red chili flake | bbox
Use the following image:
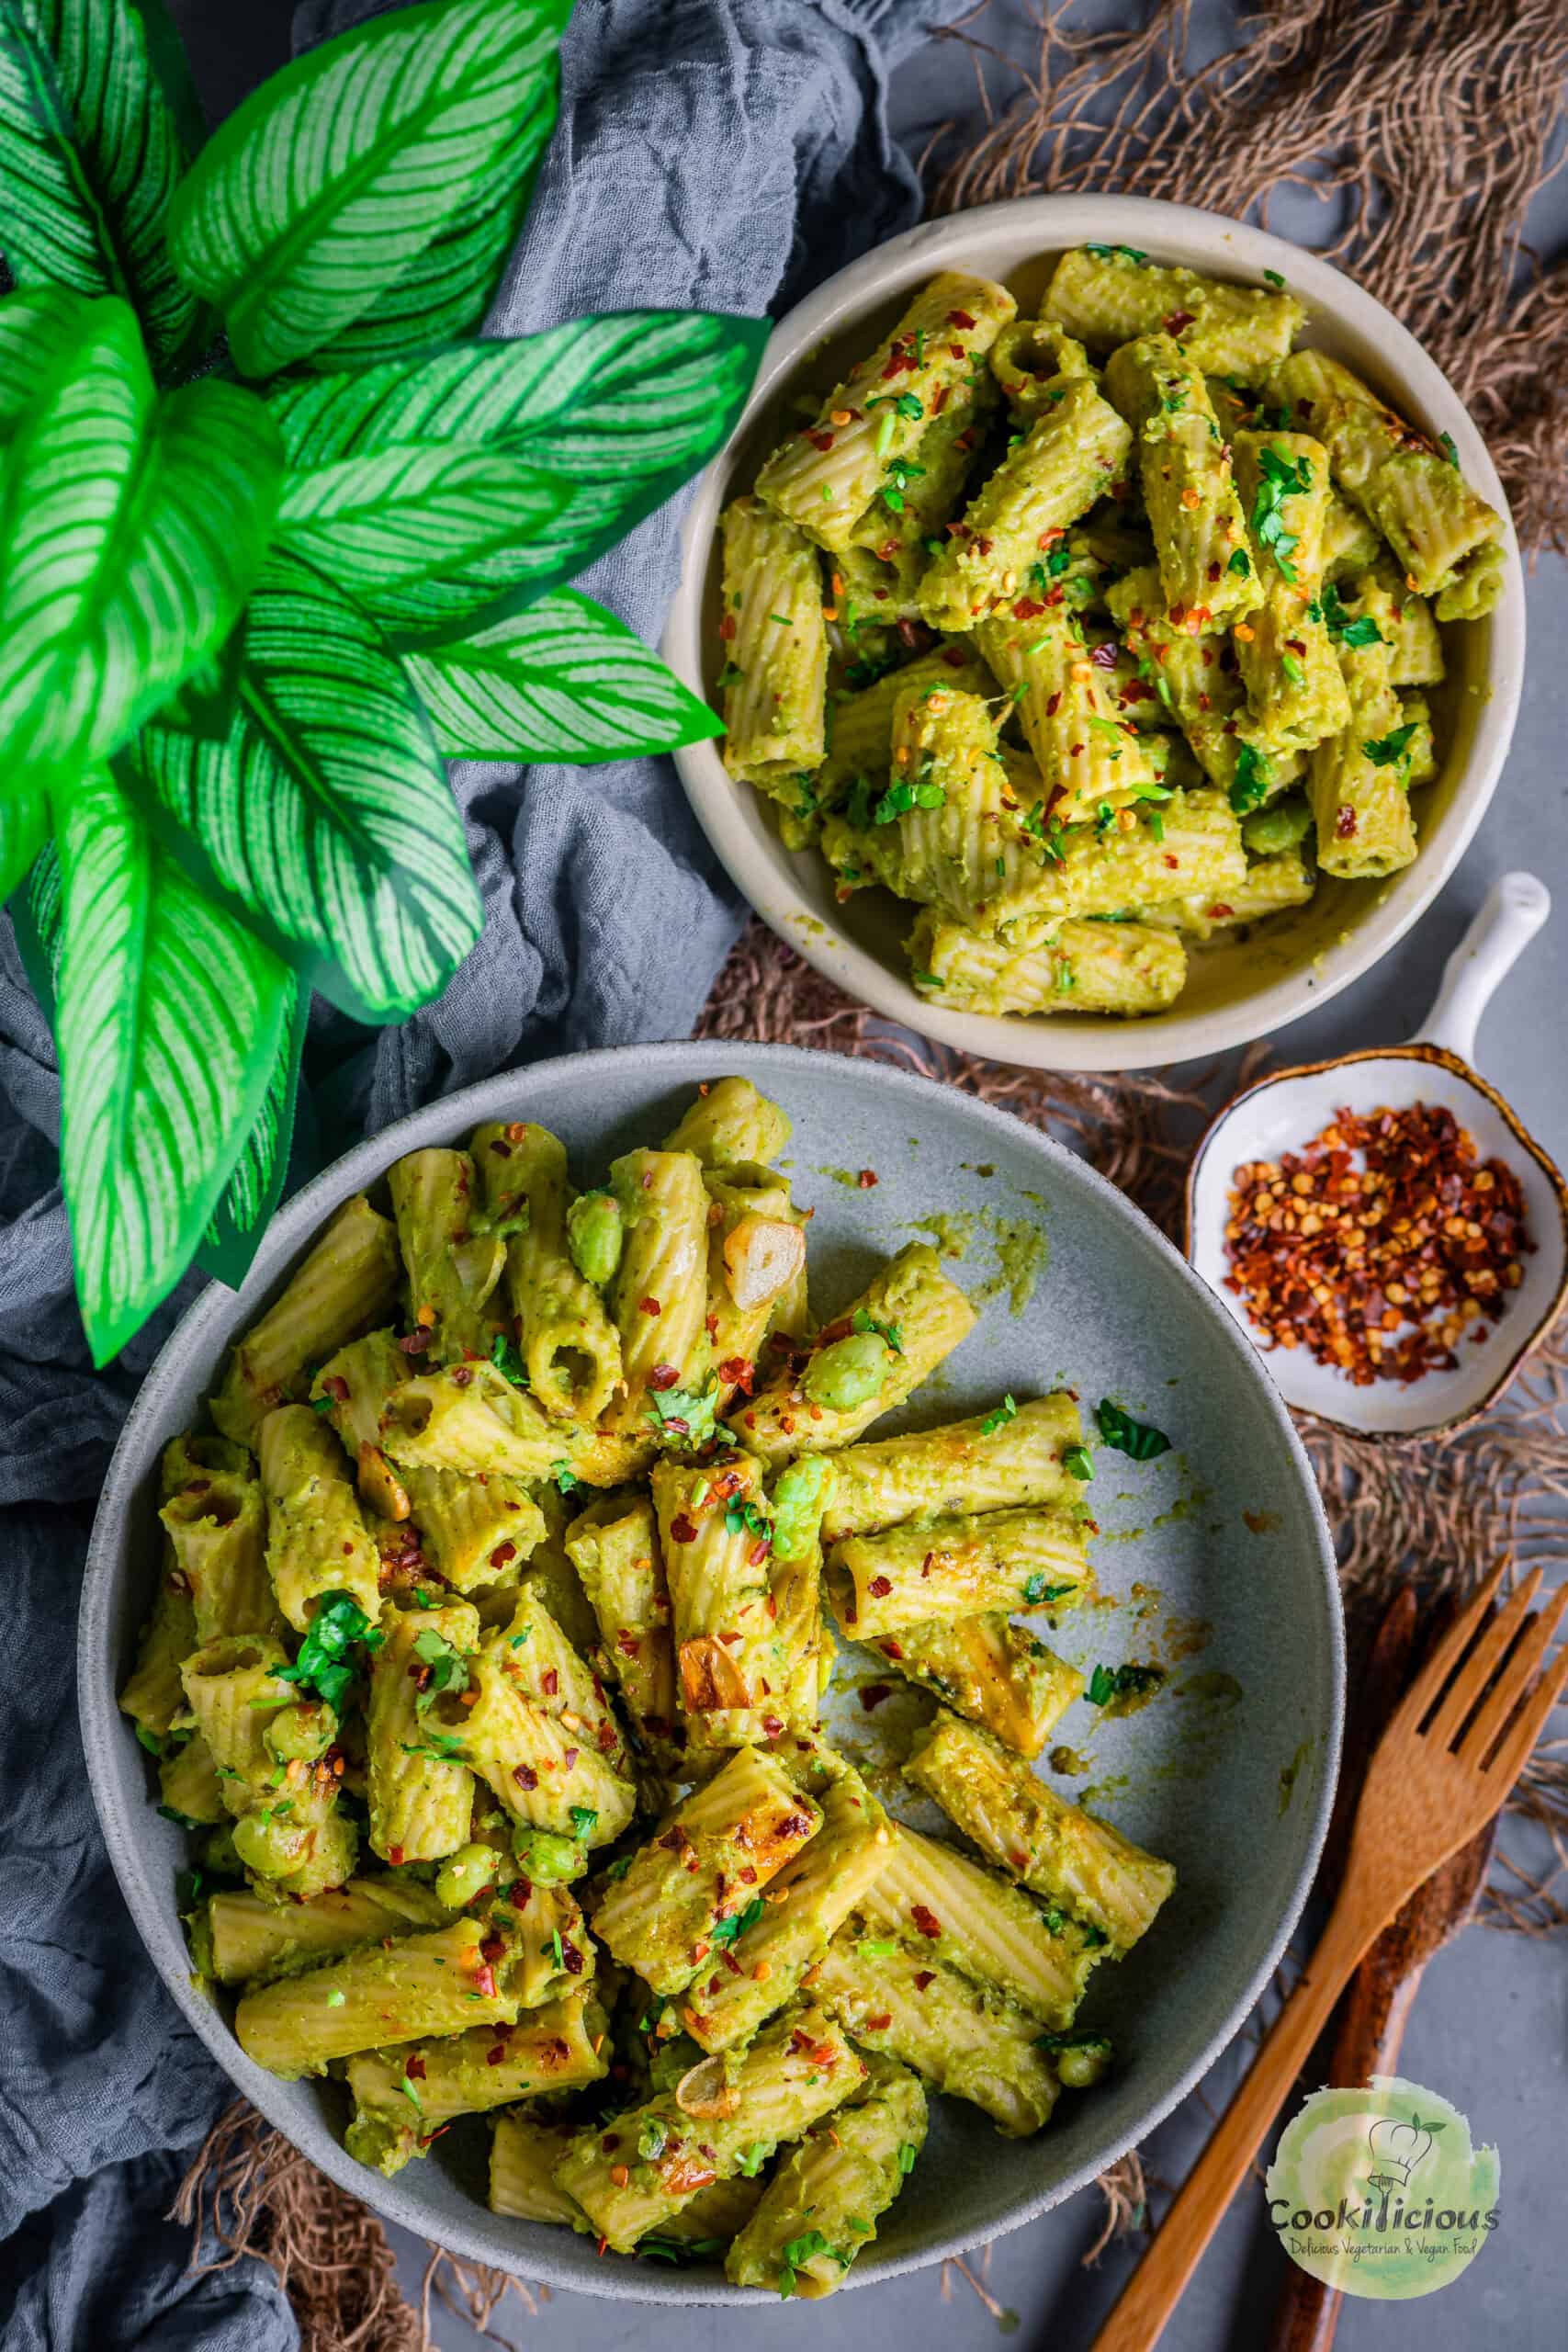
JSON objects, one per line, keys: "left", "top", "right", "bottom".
{"left": 947, "top": 308, "right": 977, "bottom": 329}
{"left": 806, "top": 428, "right": 835, "bottom": 451}
{"left": 488, "top": 1139, "right": 512, "bottom": 1158}
{"left": 942, "top": 647, "right": 968, "bottom": 669}
{"left": 513, "top": 1764, "right": 538, "bottom": 1792}
{"left": 563, "top": 1747, "right": 579, "bottom": 1770}
{"left": 882, "top": 344, "right": 915, "bottom": 379}
{"left": 451, "top": 1365, "right": 472, "bottom": 1387}
{"left": 472, "top": 1964, "right": 497, "bottom": 2000}
{"left": 1162, "top": 853, "right": 1179, "bottom": 868}
{"left": 879, "top": 1639, "right": 905, "bottom": 1661}
{"left": 539, "top": 1667, "right": 558, "bottom": 1698}
{"left": 1012, "top": 596, "right": 1046, "bottom": 620}
{"left": 910, "top": 1905, "right": 942, "bottom": 1939}
{"left": 895, "top": 616, "right": 927, "bottom": 650}
{"left": 596, "top": 1720, "right": 617, "bottom": 1753}
{"left": 867, "top": 1574, "right": 893, "bottom": 1599}
{"left": 396, "top": 1330, "right": 431, "bottom": 1356}
{"left": 1208, "top": 903, "right": 1234, "bottom": 920}
{"left": 486, "top": 2045, "right": 506, "bottom": 2065}
{"left": 857, "top": 1168, "right": 878, "bottom": 1189}
{"left": 404, "top": 2054, "right": 427, "bottom": 2080}
{"left": 320, "top": 1374, "right": 349, "bottom": 1404}
{"left": 615, "top": 1628, "right": 640, "bottom": 1657}
{"left": 490, "top": 1540, "right": 517, "bottom": 1569}
{"left": 479, "top": 1933, "right": 505, "bottom": 1963}
{"left": 563, "top": 1939, "right": 585, "bottom": 1976}
{"left": 718, "top": 1355, "right": 755, "bottom": 1394}
{"left": 638, "top": 1295, "right": 661, "bottom": 1317}
{"left": 1163, "top": 308, "right": 1196, "bottom": 334}
{"left": 859, "top": 1681, "right": 893, "bottom": 1712}
{"left": 1206, "top": 560, "right": 1222, "bottom": 582}
{"left": 761, "top": 1713, "right": 784, "bottom": 1737}
{"left": 718, "top": 614, "right": 736, "bottom": 640}
{"left": 670, "top": 1512, "right": 699, "bottom": 1544}
{"left": 912, "top": 1970, "right": 935, "bottom": 1992}
{"left": 1335, "top": 805, "right": 1358, "bottom": 840}
{"left": 387, "top": 1845, "right": 404, "bottom": 1866}
{"left": 1045, "top": 690, "right": 1062, "bottom": 717}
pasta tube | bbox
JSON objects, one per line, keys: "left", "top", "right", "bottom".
{"left": 258, "top": 1406, "right": 382, "bottom": 1632}
{"left": 1043, "top": 247, "right": 1303, "bottom": 380}
{"left": 158, "top": 1734, "right": 224, "bottom": 1825}
{"left": 491, "top": 1583, "right": 630, "bottom": 1778}
{"left": 207, "top": 1874, "right": 450, "bottom": 1985}
{"left": 663, "top": 1077, "right": 792, "bottom": 1170}
{"left": 700, "top": 1163, "right": 805, "bottom": 1405}
{"left": 366, "top": 1600, "right": 479, "bottom": 1864}
{"left": 918, "top": 376, "right": 1131, "bottom": 631}
{"left": 822, "top": 1394, "right": 1083, "bottom": 1543}
{"left": 848, "top": 362, "right": 998, "bottom": 592}
{"left": 988, "top": 317, "right": 1091, "bottom": 414}
{"left": 555, "top": 2003, "right": 863, "bottom": 2253}
{"left": 815, "top": 1930, "right": 1058, "bottom": 2137}
{"left": 1144, "top": 843, "right": 1315, "bottom": 937}
{"left": 654, "top": 1452, "right": 779, "bottom": 1748}
{"left": 909, "top": 910, "right": 1187, "bottom": 1017}
{"left": 179, "top": 1635, "right": 357, "bottom": 1901}
{"left": 869, "top": 1615, "right": 1085, "bottom": 1758}
{"left": 591, "top": 1744, "right": 821, "bottom": 1996}
{"left": 489, "top": 2117, "right": 764, "bottom": 2243}
{"left": 386, "top": 1147, "right": 505, "bottom": 1366}
{"left": 681, "top": 1767, "right": 893, "bottom": 2052}
{"left": 857, "top": 1824, "right": 1102, "bottom": 2030}
{"left": 565, "top": 1495, "right": 681, "bottom": 1770}
{"left": 1103, "top": 334, "right": 1257, "bottom": 626}
{"left": 728, "top": 1244, "right": 975, "bottom": 1464}
{"left": 160, "top": 1468, "right": 279, "bottom": 1642}
{"left": 1230, "top": 430, "right": 1348, "bottom": 752}
{"left": 456, "top": 1632, "right": 637, "bottom": 1847}
{"left": 726, "top": 2057, "right": 927, "bottom": 2294}
{"left": 380, "top": 1361, "right": 649, "bottom": 1487}
{"left": 717, "top": 497, "right": 829, "bottom": 794}
{"left": 816, "top": 646, "right": 990, "bottom": 808}
{"left": 1307, "top": 571, "right": 1419, "bottom": 878}
{"left": 970, "top": 608, "right": 1164, "bottom": 827}
{"left": 608, "top": 1147, "right": 711, "bottom": 1419}
{"left": 212, "top": 1193, "right": 400, "bottom": 1444}
{"left": 906, "top": 1712, "right": 1175, "bottom": 1954}
{"left": 120, "top": 1574, "right": 198, "bottom": 1739}
{"left": 826, "top": 1504, "right": 1089, "bottom": 1638}
{"left": 344, "top": 1986, "right": 606, "bottom": 2176}
{"left": 754, "top": 271, "right": 1016, "bottom": 554}
{"left": 472, "top": 1121, "right": 622, "bottom": 1424}
{"left": 1269, "top": 348, "right": 1504, "bottom": 612}
{"left": 234, "top": 1910, "right": 534, "bottom": 2079}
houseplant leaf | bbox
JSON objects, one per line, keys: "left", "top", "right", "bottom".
{"left": 404, "top": 587, "right": 722, "bottom": 761}
{"left": 197, "top": 967, "right": 308, "bottom": 1287}
{"left": 267, "top": 310, "right": 767, "bottom": 634}
{"left": 0, "top": 294, "right": 283, "bottom": 798}
{"left": 0, "top": 784, "right": 46, "bottom": 897}
{"left": 0, "top": 0, "right": 207, "bottom": 380}
{"left": 131, "top": 547, "right": 483, "bottom": 1023}
{"left": 275, "top": 442, "right": 568, "bottom": 612}
{"left": 165, "top": 0, "right": 569, "bottom": 379}
{"left": 52, "top": 765, "right": 290, "bottom": 1364}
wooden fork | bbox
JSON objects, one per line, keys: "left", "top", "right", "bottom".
{"left": 1092, "top": 1562, "right": 1568, "bottom": 2352}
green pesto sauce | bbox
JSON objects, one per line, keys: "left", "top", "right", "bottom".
{"left": 1048, "top": 1745, "right": 1090, "bottom": 1777}
{"left": 1181, "top": 1670, "right": 1244, "bottom": 1707}
{"left": 1278, "top": 1739, "right": 1313, "bottom": 1814}
{"left": 813, "top": 1164, "right": 863, "bottom": 1188}
{"left": 1101, "top": 1663, "right": 1168, "bottom": 1720}
{"left": 903, "top": 1210, "right": 975, "bottom": 1261}
{"left": 975, "top": 1210, "right": 1050, "bottom": 1316}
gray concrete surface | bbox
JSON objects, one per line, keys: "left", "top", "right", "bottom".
{"left": 165, "top": 5, "right": 1568, "bottom": 2343}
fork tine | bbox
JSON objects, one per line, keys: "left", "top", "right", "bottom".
{"left": 1460, "top": 1580, "right": 1568, "bottom": 1769}
{"left": 1470, "top": 1639, "right": 1568, "bottom": 1794}
{"left": 1426, "top": 1567, "right": 1542, "bottom": 1747}
{"left": 1389, "top": 1561, "right": 1511, "bottom": 1736}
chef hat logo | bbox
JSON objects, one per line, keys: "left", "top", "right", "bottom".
{"left": 1366, "top": 2111, "right": 1442, "bottom": 2188}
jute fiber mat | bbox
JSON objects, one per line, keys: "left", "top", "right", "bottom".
{"left": 175, "top": 6, "right": 1568, "bottom": 2340}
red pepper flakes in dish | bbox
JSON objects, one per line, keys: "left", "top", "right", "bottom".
{"left": 1222, "top": 1101, "right": 1531, "bottom": 1385}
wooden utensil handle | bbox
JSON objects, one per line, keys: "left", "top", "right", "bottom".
{"left": 1264, "top": 1958, "right": 1427, "bottom": 2352}
{"left": 1090, "top": 1894, "right": 1386, "bottom": 2352}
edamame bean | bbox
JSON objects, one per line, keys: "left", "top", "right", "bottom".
{"left": 567, "top": 1189, "right": 625, "bottom": 1287}
{"left": 803, "top": 1329, "right": 891, "bottom": 1411}
{"left": 231, "top": 1808, "right": 305, "bottom": 1878}
{"left": 434, "top": 1840, "right": 502, "bottom": 1910}
{"left": 512, "top": 1826, "right": 587, "bottom": 1883}
{"left": 1241, "top": 790, "right": 1313, "bottom": 855}
{"left": 770, "top": 1453, "right": 835, "bottom": 1559}
{"left": 1055, "top": 2033, "right": 1112, "bottom": 2090}
{"left": 265, "top": 1699, "right": 334, "bottom": 1764}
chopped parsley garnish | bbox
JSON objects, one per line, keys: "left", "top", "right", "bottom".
{"left": 779, "top": 2231, "right": 840, "bottom": 2299}
{"left": 873, "top": 775, "right": 945, "bottom": 821}
{"left": 1022, "top": 799, "right": 1066, "bottom": 863}
{"left": 1085, "top": 242, "right": 1149, "bottom": 265}
{"left": 1062, "top": 1443, "right": 1095, "bottom": 1482}
{"left": 1439, "top": 430, "right": 1460, "bottom": 468}
{"left": 1228, "top": 741, "right": 1270, "bottom": 815}
{"left": 769, "top": 613, "right": 794, "bottom": 628}
{"left": 645, "top": 1376, "right": 721, "bottom": 1449}
{"left": 1022, "top": 1574, "right": 1077, "bottom": 1606}
{"left": 639, "top": 2235, "right": 726, "bottom": 2267}
{"left": 400, "top": 1732, "right": 467, "bottom": 1760}
{"left": 844, "top": 773, "right": 878, "bottom": 831}
{"left": 1363, "top": 722, "right": 1416, "bottom": 766}
{"left": 551, "top": 1459, "right": 581, "bottom": 1493}
{"left": 605, "top": 1854, "right": 633, "bottom": 1881}
{"left": 276, "top": 1590, "right": 384, "bottom": 1713}
{"left": 716, "top": 662, "right": 745, "bottom": 690}
{"left": 725, "top": 1498, "right": 773, "bottom": 1546}
{"left": 412, "top": 1626, "right": 470, "bottom": 1714}
{"left": 638, "top": 2116, "right": 669, "bottom": 2162}
{"left": 156, "top": 1803, "right": 206, "bottom": 1831}
{"left": 865, "top": 390, "right": 924, "bottom": 423}
{"left": 736, "top": 2142, "right": 771, "bottom": 2177}
{"left": 310, "top": 1391, "right": 335, "bottom": 1415}
{"left": 1280, "top": 651, "right": 1305, "bottom": 687}
{"left": 1095, "top": 1398, "right": 1172, "bottom": 1460}
{"left": 852, "top": 1308, "right": 904, "bottom": 1354}
{"left": 910, "top": 968, "right": 944, "bottom": 989}
{"left": 1226, "top": 547, "right": 1251, "bottom": 578}
{"left": 710, "top": 1895, "right": 766, "bottom": 1946}
{"left": 979, "top": 1394, "right": 1019, "bottom": 1437}
{"left": 490, "top": 1331, "right": 528, "bottom": 1385}
{"left": 857, "top": 1937, "right": 897, "bottom": 1960}
{"left": 325, "top": 1987, "right": 346, "bottom": 2007}
{"left": 1250, "top": 443, "right": 1313, "bottom": 582}
{"left": 1263, "top": 267, "right": 1286, "bottom": 288}
{"left": 898, "top": 2142, "right": 918, "bottom": 2175}
{"left": 1321, "top": 582, "right": 1385, "bottom": 647}
{"left": 1087, "top": 1661, "right": 1167, "bottom": 1708}
{"left": 549, "top": 1928, "right": 566, "bottom": 1970}
{"left": 570, "top": 1805, "right": 599, "bottom": 1838}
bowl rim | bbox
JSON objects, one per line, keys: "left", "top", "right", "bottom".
{"left": 663, "top": 192, "right": 1527, "bottom": 1074}
{"left": 1183, "top": 1039, "right": 1568, "bottom": 1443}
{"left": 79, "top": 1038, "right": 1344, "bottom": 2301}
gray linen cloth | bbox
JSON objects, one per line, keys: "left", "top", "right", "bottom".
{"left": 0, "top": 1, "right": 969, "bottom": 2342}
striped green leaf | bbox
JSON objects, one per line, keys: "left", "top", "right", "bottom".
{"left": 132, "top": 548, "right": 483, "bottom": 1023}
{"left": 268, "top": 310, "right": 768, "bottom": 635}
{"left": 0, "top": 294, "right": 282, "bottom": 798}
{"left": 405, "top": 589, "right": 722, "bottom": 762}
{"left": 165, "top": 0, "right": 568, "bottom": 379}
{"left": 0, "top": 782, "right": 46, "bottom": 897}
{"left": 0, "top": 0, "right": 206, "bottom": 380}
{"left": 53, "top": 766, "right": 291, "bottom": 1365}
{"left": 198, "top": 968, "right": 308, "bottom": 1288}
{"left": 276, "top": 443, "right": 567, "bottom": 615}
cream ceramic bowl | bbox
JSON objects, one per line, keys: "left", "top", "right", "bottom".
{"left": 664, "top": 196, "right": 1526, "bottom": 1073}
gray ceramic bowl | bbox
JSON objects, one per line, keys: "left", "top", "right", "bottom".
{"left": 80, "top": 1043, "right": 1343, "bottom": 2301}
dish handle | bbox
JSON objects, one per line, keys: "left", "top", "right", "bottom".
{"left": 1410, "top": 871, "right": 1550, "bottom": 1067}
